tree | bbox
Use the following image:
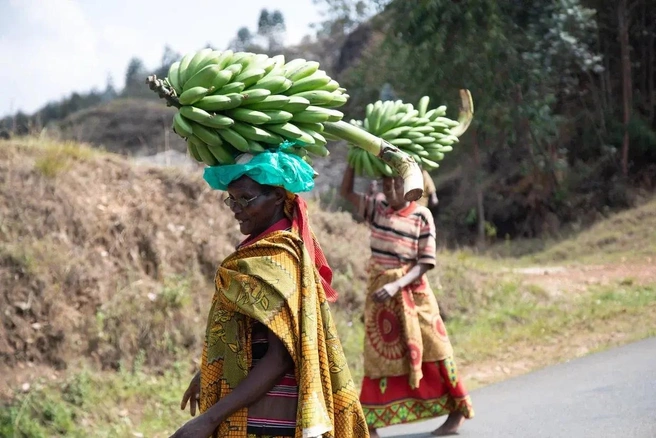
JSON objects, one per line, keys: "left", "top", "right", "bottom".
{"left": 230, "top": 26, "right": 255, "bottom": 51}
{"left": 257, "top": 8, "right": 286, "bottom": 52}
{"left": 102, "top": 74, "right": 117, "bottom": 102}
{"left": 125, "top": 57, "right": 147, "bottom": 89}
{"left": 338, "top": 0, "right": 606, "bottom": 240}
{"left": 153, "top": 46, "right": 181, "bottom": 80}
{"left": 312, "top": 0, "right": 384, "bottom": 39}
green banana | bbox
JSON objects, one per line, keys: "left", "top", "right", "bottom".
{"left": 414, "top": 136, "right": 436, "bottom": 145}
{"left": 212, "top": 50, "right": 235, "bottom": 71}
{"left": 260, "top": 110, "right": 293, "bottom": 124}
{"left": 234, "top": 68, "right": 266, "bottom": 88}
{"left": 299, "top": 128, "right": 326, "bottom": 147}
{"left": 190, "top": 122, "right": 223, "bottom": 147}
{"left": 417, "top": 96, "right": 430, "bottom": 117}
{"left": 427, "top": 121, "right": 451, "bottom": 130}
{"left": 209, "top": 69, "right": 234, "bottom": 90}
{"left": 241, "top": 95, "right": 290, "bottom": 110}
{"left": 266, "top": 122, "right": 304, "bottom": 139}
{"left": 397, "top": 109, "right": 419, "bottom": 127}
{"left": 317, "top": 80, "right": 340, "bottom": 92}
{"left": 381, "top": 126, "right": 411, "bottom": 140}
{"left": 292, "top": 90, "right": 335, "bottom": 106}
{"left": 281, "top": 58, "right": 307, "bottom": 75}
{"left": 214, "top": 82, "right": 245, "bottom": 95}
{"left": 178, "top": 86, "right": 213, "bottom": 105}
{"left": 225, "top": 63, "right": 243, "bottom": 76}
{"left": 189, "top": 136, "right": 219, "bottom": 166}
{"left": 365, "top": 103, "right": 374, "bottom": 118}
{"left": 412, "top": 126, "right": 435, "bottom": 134}
{"left": 304, "top": 143, "right": 330, "bottom": 157}
{"left": 428, "top": 151, "right": 446, "bottom": 161}
{"left": 186, "top": 139, "right": 203, "bottom": 162}
{"left": 291, "top": 107, "right": 331, "bottom": 124}
{"left": 217, "top": 127, "right": 250, "bottom": 152}
{"left": 389, "top": 138, "right": 413, "bottom": 147}
{"left": 371, "top": 154, "right": 394, "bottom": 177}
{"left": 251, "top": 75, "right": 292, "bottom": 94}
{"left": 420, "top": 156, "right": 440, "bottom": 170}
{"left": 284, "top": 72, "right": 331, "bottom": 95}
{"left": 183, "top": 59, "right": 219, "bottom": 92}
{"left": 231, "top": 51, "right": 254, "bottom": 66}
{"left": 286, "top": 146, "right": 308, "bottom": 159}
{"left": 194, "top": 93, "right": 243, "bottom": 111}
{"left": 323, "top": 94, "right": 348, "bottom": 108}
{"left": 360, "top": 152, "right": 377, "bottom": 178}
{"left": 353, "top": 148, "right": 364, "bottom": 176}
{"left": 435, "top": 116, "right": 460, "bottom": 128}
{"left": 172, "top": 113, "right": 194, "bottom": 138}
{"left": 207, "top": 142, "right": 236, "bottom": 164}
{"left": 281, "top": 96, "right": 311, "bottom": 113}
{"left": 404, "top": 131, "right": 424, "bottom": 140}
{"left": 246, "top": 139, "right": 266, "bottom": 153}
{"left": 177, "top": 51, "right": 196, "bottom": 88}
{"left": 286, "top": 61, "right": 320, "bottom": 81}
{"left": 294, "top": 122, "right": 323, "bottom": 133}
{"left": 180, "top": 106, "right": 234, "bottom": 129}
{"left": 186, "top": 48, "right": 213, "bottom": 80}
{"left": 179, "top": 105, "right": 214, "bottom": 125}
{"left": 225, "top": 108, "right": 271, "bottom": 124}
{"left": 231, "top": 122, "right": 283, "bottom": 144}
{"left": 367, "top": 101, "right": 383, "bottom": 134}
{"left": 240, "top": 88, "right": 271, "bottom": 105}
{"left": 167, "top": 62, "right": 182, "bottom": 94}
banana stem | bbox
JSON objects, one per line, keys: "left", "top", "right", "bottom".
{"left": 323, "top": 121, "right": 424, "bottom": 201}
{"left": 450, "top": 89, "right": 474, "bottom": 138}
{"left": 145, "top": 75, "right": 181, "bottom": 108}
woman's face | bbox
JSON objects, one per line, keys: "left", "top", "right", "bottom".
{"left": 382, "top": 176, "right": 407, "bottom": 209}
{"left": 226, "top": 176, "right": 285, "bottom": 236}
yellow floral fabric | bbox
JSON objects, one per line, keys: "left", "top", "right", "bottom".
{"left": 200, "top": 230, "right": 368, "bottom": 438}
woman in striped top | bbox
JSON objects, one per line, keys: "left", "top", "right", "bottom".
{"left": 341, "top": 165, "right": 474, "bottom": 438}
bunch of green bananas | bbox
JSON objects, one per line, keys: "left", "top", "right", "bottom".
{"left": 347, "top": 93, "right": 472, "bottom": 177}
{"left": 161, "top": 49, "right": 349, "bottom": 166}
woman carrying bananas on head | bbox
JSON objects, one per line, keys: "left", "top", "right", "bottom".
{"left": 340, "top": 165, "right": 474, "bottom": 438}
{"left": 170, "top": 144, "right": 368, "bottom": 438}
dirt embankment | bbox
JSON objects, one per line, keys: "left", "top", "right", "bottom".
{"left": 0, "top": 139, "right": 371, "bottom": 381}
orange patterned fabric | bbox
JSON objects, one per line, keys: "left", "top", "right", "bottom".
{"left": 363, "top": 264, "right": 453, "bottom": 389}
{"left": 200, "top": 228, "right": 368, "bottom": 438}
{"left": 285, "top": 194, "right": 338, "bottom": 303}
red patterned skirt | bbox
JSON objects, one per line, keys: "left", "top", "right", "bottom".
{"left": 360, "top": 358, "right": 474, "bottom": 428}
{"left": 360, "top": 266, "right": 474, "bottom": 428}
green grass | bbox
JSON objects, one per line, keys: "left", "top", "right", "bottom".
{"left": 447, "top": 280, "right": 656, "bottom": 364}
{"left": 1, "top": 365, "right": 191, "bottom": 438}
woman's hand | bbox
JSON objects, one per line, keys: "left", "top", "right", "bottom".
{"left": 169, "top": 413, "right": 216, "bottom": 438}
{"left": 373, "top": 281, "right": 402, "bottom": 303}
{"left": 180, "top": 371, "right": 201, "bottom": 416}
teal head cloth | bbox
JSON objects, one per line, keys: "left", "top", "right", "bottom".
{"left": 203, "top": 141, "right": 316, "bottom": 193}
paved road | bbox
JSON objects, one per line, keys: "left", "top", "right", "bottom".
{"left": 380, "top": 337, "right": 656, "bottom": 438}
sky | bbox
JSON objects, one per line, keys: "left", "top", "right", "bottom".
{"left": 0, "top": 0, "right": 324, "bottom": 118}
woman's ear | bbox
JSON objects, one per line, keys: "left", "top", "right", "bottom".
{"left": 273, "top": 187, "right": 287, "bottom": 205}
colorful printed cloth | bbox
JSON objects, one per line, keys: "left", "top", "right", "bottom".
{"left": 359, "top": 265, "right": 474, "bottom": 428}
{"left": 199, "top": 225, "right": 368, "bottom": 438}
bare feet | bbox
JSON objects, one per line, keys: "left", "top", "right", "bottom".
{"left": 369, "top": 427, "right": 381, "bottom": 438}
{"left": 431, "top": 412, "right": 465, "bottom": 436}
